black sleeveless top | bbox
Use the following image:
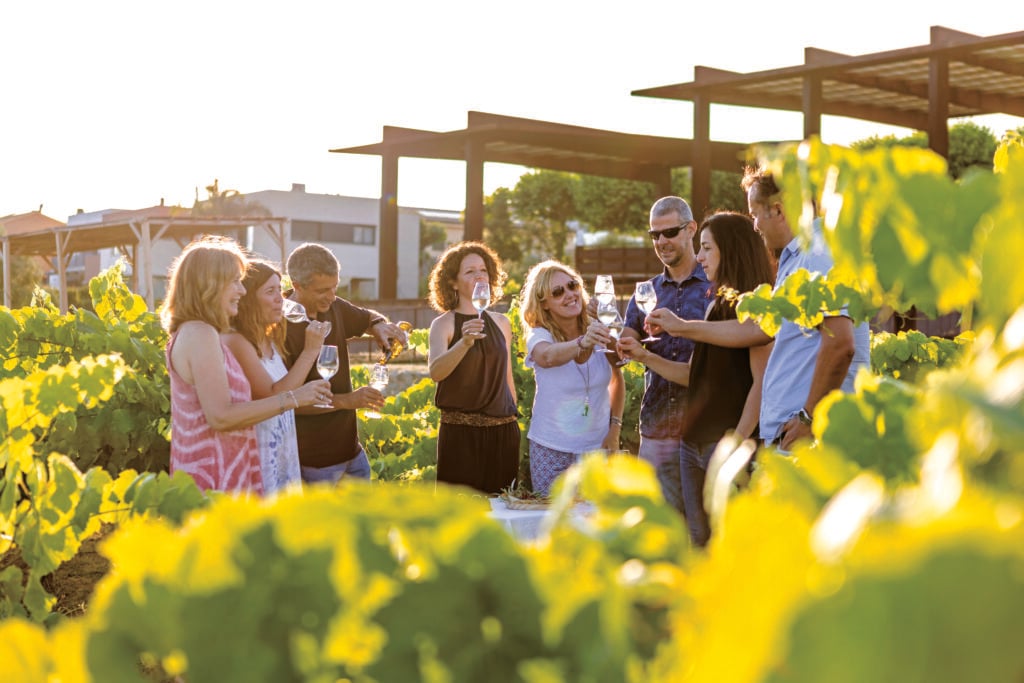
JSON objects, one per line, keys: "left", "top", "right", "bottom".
{"left": 681, "top": 299, "right": 759, "bottom": 444}
{"left": 434, "top": 312, "right": 517, "bottom": 418}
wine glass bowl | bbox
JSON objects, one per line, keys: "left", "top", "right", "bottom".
{"left": 282, "top": 299, "right": 308, "bottom": 323}
{"left": 634, "top": 281, "right": 660, "bottom": 342}
{"left": 364, "top": 363, "right": 389, "bottom": 419}
{"left": 283, "top": 299, "right": 331, "bottom": 337}
{"left": 471, "top": 282, "right": 491, "bottom": 319}
{"left": 596, "top": 300, "right": 620, "bottom": 354}
{"left": 315, "top": 345, "right": 339, "bottom": 408}
{"left": 594, "top": 275, "right": 615, "bottom": 304}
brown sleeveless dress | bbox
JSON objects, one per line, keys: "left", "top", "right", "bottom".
{"left": 434, "top": 311, "right": 520, "bottom": 494}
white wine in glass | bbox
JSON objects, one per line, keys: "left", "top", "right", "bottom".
{"left": 596, "top": 300, "right": 619, "bottom": 354}
{"left": 283, "top": 299, "right": 331, "bottom": 336}
{"left": 363, "top": 363, "right": 389, "bottom": 419}
{"left": 471, "top": 282, "right": 491, "bottom": 319}
{"left": 594, "top": 275, "right": 615, "bottom": 305}
{"left": 315, "top": 345, "right": 339, "bottom": 408}
{"left": 634, "top": 281, "right": 660, "bottom": 342}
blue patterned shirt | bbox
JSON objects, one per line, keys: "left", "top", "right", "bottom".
{"left": 624, "top": 264, "right": 712, "bottom": 438}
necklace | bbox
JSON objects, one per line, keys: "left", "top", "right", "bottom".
{"left": 574, "top": 355, "right": 591, "bottom": 416}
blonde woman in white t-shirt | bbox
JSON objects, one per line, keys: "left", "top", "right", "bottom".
{"left": 520, "top": 260, "right": 625, "bottom": 496}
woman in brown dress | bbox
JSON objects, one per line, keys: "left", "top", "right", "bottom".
{"left": 427, "top": 241, "right": 519, "bottom": 494}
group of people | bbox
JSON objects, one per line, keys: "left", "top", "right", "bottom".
{"left": 162, "top": 239, "right": 404, "bottom": 495}
{"left": 162, "top": 164, "right": 869, "bottom": 549}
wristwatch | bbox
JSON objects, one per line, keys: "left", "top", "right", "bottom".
{"left": 797, "top": 408, "right": 813, "bottom": 426}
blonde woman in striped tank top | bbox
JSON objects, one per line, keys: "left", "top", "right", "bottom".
{"left": 161, "top": 236, "right": 331, "bottom": 495}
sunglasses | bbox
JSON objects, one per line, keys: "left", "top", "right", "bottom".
{"left": 648, "top": 224, "right": 688, "bottom": 240}
{"left": 542, "top": 279, "right": 581, "bottom": 300}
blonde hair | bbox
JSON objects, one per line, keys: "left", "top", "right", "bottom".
{"left": 161, "top": 235, "right": 248, "bottom": 334}
{"left": 520, "top": 260, "right": 590, "bottom": 343}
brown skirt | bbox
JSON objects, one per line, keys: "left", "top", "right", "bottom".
{"left": 436, "top": 418, "right": 520, "bottom": 495}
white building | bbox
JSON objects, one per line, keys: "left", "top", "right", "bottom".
{"left": 245, "top": 184, "right": 422, "bottom": 300}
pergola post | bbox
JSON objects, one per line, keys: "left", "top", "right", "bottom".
{"left": 53, "top": 231, "right": 70, "bottom": 312}
{"left": 691, "top": 94, "right": 712, "bottom": 221}
{"left": 2, "top": 238, "right": 10, "bottom": 308}
{"left": 464, "top": 138, "right": 484, "bottom": 241}
{"left": 378, "top": 151, "right": 399, "bottom": 300}
{"left": 802, "top": 74, "right": 823, "bottom": 139}
{"left": 928, "top": 53, "right": 950, "bottom": 158}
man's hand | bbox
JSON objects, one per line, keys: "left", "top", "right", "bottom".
{"left": 371, "top": 320, "right": 408, "bottom": 352}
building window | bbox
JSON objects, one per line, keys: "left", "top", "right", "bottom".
{"left": 292, "top": 220, "right": 376, "bottom": 245}
{"left": 353, "top": 225, "right": 375, "bottom": 245}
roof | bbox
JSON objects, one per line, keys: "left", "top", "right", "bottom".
{"left": 0, "top": 211, "right": 66, "bottom": 237}
{"left": 632, "top": 26, "right": 1024, "bottom": 131}
{"left": 331, "top": 111, "right": 751, "bottom": 181}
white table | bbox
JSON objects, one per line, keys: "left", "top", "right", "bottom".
{"left": 487, "top": 497, "right": 595, "bottom": 541}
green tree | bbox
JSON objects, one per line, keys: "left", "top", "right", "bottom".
{"left": 511, "top": 170, "right": 577, "bottom": 261}
{"left": 192, "top": 179, "right": 270, "bottom": 217}
{"left": 851, "top": 121, "right": 998, "bottom": 179}
{"left": 0, "top": 255, "right": 45, "bottom": 308}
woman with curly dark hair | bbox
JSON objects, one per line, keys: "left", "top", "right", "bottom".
{"left": 426, "top": 241, "right": 519, "bottom": 494}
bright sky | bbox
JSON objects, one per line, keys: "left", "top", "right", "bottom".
{"left": 3, "top": 1, "right": 1022, "bottom": 222}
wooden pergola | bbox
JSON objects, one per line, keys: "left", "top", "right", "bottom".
{"left": 330, "top": 111, "right": 749, "bottom": 299}
{"left": 1, "top": 207, "right": 291, "bottom": 312}
{"left": 633, "top": 26, "right": 1024, "bottom": 165}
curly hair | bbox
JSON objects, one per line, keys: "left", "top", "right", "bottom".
{"left": 232, "top": 259, "right": 287, "bottom": 361}
{"left": 740, "top": 165, "right": 781, "bottom": 206}
{"left": 520, "top": 260, "right": 590, "bottom": 343}
{"left": 161, "top": 235, "right": 247, "bottom": 334}
{"left": 427, "top": 241, "right": 507, "bottom": 312}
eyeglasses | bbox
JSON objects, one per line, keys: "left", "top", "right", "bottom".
{"left": 543, "top": 279, "right": 581, "bottom": 300}
{"left": 648, "top": 224, "right": 688, "bottom": 240}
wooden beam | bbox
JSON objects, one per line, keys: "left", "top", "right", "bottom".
{"left": 464, "top": 138, "right": 485, "bottom": 242}
{"left": 691, "top": 93, "right": 712, "bottom": 221}
{"left": 803, "top": 74, "right": 823, "bottom": 139}
{"left": 378, "top": 151, "right": 399, "bottom": 300}
{"left": 929, "top": 54, "right": 950, "bottom": 158}
{"left": 2, "top": 238, "right": 10, "bottom": 308}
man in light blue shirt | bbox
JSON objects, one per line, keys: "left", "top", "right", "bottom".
{"left": 647, "top": 167, "right": 870, "bottom": 450}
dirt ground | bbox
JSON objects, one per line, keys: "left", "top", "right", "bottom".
{"left": 1, "top": 524, "right": 114, "bottom": 619}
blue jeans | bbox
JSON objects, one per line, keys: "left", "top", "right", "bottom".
{"left": 300, "top": 449, "right": 371, "bottom": 484}
{"left": 638, "top": 436, "right": 695, "bottom": 515}
{"left": 680, "top": 441, "right": 718, "bottom": 548}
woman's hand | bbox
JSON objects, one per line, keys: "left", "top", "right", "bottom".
{"left": 460, "top": 316, "right": 487, "bottom": 345}
{"left": 645, "top": 308, "right": 685, "bottom": 337}
{"left": 616, "top": 336, "right": 649, "bottom": 363}
{"left": 582, "top": 320, "right": 612, "bottom": 350}
{"left": 303, "top": 320, "right": 330, "bottom": 353}
{"left": 292, "top": 379, "right": 333, "bottom": 408}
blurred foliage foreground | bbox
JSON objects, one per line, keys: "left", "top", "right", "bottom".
{"left": 3, "top": 133, "right": 1024, "bottom": 681}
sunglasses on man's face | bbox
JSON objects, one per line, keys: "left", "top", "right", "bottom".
{"left": 544, "top": 279, "right": 581, "bottom": 300}
{"left": 648, "top": 224, "right": 691, "bottom": 240}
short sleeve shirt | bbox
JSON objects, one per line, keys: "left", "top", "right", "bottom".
{"left": 624, "top": 264, "right": 712, "bottom": 438}
{"left": 760, "top": 224, "right": 871, "bottom": 440}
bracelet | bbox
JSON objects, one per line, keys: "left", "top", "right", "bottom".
{"left": 288, "top": 391, "right": 298, "bottom": 410}
{"left": 609, "top": 416, "right": 623, "bottom": 426}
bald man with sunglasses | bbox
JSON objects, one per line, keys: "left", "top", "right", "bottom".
{"left": 621, "top": 196, "right": 712, "bottom": 516}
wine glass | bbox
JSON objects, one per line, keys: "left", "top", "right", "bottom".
{"left": 315, "top": 345, "right": 339, "bottom": 408}
{"left": 594, "top": 275, "right": 615, "bottom": 305}
{"left": 363, "top": 363, "right": 389, "bottom": 419}
{"left": 283, "top": 299, "right": 331, "bottom": 336}
{"left": 596, "top": 300, "right": 620, "bottom": 354}
{"left": 634, "top": 281, "right": 660, "bottom": 342}
{"left": 471, "top": 282, "right": 491, "bottom": 319}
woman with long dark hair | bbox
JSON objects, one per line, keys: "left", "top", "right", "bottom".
{"left": 620, "top": 212, "right": 774, "bottom": 546}
{"left": 224, "top": 259, "right": 331, "bottom": 494}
